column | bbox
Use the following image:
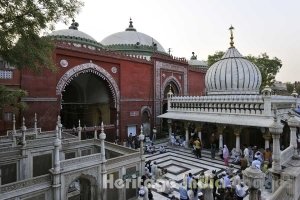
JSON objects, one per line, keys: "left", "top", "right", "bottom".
{"left": 99, "top": 122, "right": 107, "bottom": 200}
{"left": 34, "top": 113, "right": 38, "bottom": 135}
{"left": 139, "top": 125, "right": 145, "bottom": 175}
{"left": 77, "top": 120, "right": 82, "bottom": 141}
{"left": 196, "top": 123, "right": 202, "bottom": 141}
{"left": 269, "top": 115, "right": 283, "bottom": 192}
{"left": 185, "top": 122, "right": 189, "bottom": 148}
{"left": 12, "top": 114, "right": 16, "bottom": 146}
{"left": 167, "top": 119, "right": 172, "bottom": 139}
{"left": 234, "top": 127, "right": 241, "bottom": 153}
{"left": 262, "top": 129, "right": 271, "bottom": 150}
{"left": 53, "top": 125, "right": 61, "bottom": 200}
{"left": 57, "top": 116, "right": 62, "bottom": 139}
{"left": 243, "top": 166, "right": 265, "bottom": 200}
{"left": 94, "top": 126, "right": 98, "bottom": 139}
{"left": 20, "top": 117, "right": 28, "bottom": 180}
{"left": 287, "top": 115, "right": 299, "bottom": 157}
{"left": 217, "top": 125, "right": 224, "bottom": 153}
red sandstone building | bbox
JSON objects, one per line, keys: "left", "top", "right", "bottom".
{"left": 0, "top": 19, "right": 207, "bottom": 142}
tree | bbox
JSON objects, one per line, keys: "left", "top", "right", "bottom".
{"left": 247, "top": 53, "right": 282, "bottom": 89}
{"left": 0, "top": 0, "right": 83, "bottom": 110}
{"left": 207, "top": 51, "right": 225, "bottom": 66}
{"left": 0, "top": 0, "right": 84, "bottom": 72}
{"left": 207, "top": 51, "right": 282, "bottom": 90}
{"left": 0, "top": 85, "right": 27, "bottom": 110}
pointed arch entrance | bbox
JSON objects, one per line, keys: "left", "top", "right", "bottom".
{"left": 56, "top": 63, "right": 120, "bottom": 136}
{"left": 161, "top": 79, "right": 181, "bottom": 132}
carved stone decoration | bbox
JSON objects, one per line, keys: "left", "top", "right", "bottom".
{"left": 154, "top": 61, "right": 187, "bottom": 124}
{"left": 60, "top": 59, "right": 68, "bottom": 68}
{"left": 161, "top": 76, "right": 182, "bottom": 98}
{"left": 56, "top": 62, "right": 120, "bottom": 109}
{"left": 111, "top": 66, "right": 118, "bottom": 73}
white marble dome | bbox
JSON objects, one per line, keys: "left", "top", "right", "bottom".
{"left": 205, "top": 47, "right": 262, "bottom": 95}
{"left": 49, "top": 20, "right": 96, "bottom": 41}
{"left": 101, "top": 19, "right": 165, "bottom": 53}
{"left": 49, "top": 28, "right": 96, "bottom": 41}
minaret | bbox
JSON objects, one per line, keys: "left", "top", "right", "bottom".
{"left": 34, "top": 113, "right": 38, "bottom": 135}
{"left": 53, "top": 123, "right": 62, "bottom": 200}
{"left": 139, "top": 125, "right": 145, "bottom": 175}
{"left": 94, "top": 126, "right": 98, "bottom": 139}
{"left": 21, "top": 117, "right": 26, "bottom": 146}
{"left": 57, "top": 115, "right": 62, "bottom": 139}
{"left": 77, "top": 119, "right": 82, "bottom": 140}
{"left": 99, "top": 122, "right": 107, "bottom": 199}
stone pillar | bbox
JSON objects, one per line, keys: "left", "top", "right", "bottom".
{"left": 167, "top": 119, "right": 172, "bottom": 139}
{"left": 12, "top": 114, "right": 16, "bottom": 146}
{"left": 53, "top": 125, "right": 61, "bottom": 200}
{"left": 34, "top": 113, "right": 38, "bottom": 135}
{"left": 99, "top": 122, "right": 107, "bottom": 200}
{"left": 263, "top": 129, "right": 271, "bottom": 149}
{"left": 185, "top": 122, "right": 189, "bottom": 148}
{"left": 19, "top": 117, "right": 29, "bottom": 180}
{"left": 217, "top": 125, "right": 224, "bottom": 153}
{"left": 57, "top": 116, "right": 62, "bottom": 139}
{"left": 269, "top": 114, "right": 283, "bottom": 192}
{"left": 287, "top": 115, "right": 299, "bottom": 157}
{"left": 139, "top": 125, "right": 145, "bottom": 175}
{"left": 77, "top": 120, "right": 82, "bottom": 141}
{"left": 94, "top": 126, "right": 98, "bottom": 139}
{"left": 234, "top": 127, "right": 241, "bottom": 152}
{"left": 243, "top": 166, "right": 265, "bottom": 200}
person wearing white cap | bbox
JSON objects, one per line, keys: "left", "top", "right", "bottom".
{"left": 252, "top": 156, "right": 262, "bottom": 170}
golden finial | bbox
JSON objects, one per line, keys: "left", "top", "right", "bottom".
{"left": 229, "top": 25, "right": 234, "bottom": 47}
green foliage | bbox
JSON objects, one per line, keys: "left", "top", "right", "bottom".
{"left": 0, "top": 0, "right": 83, "bottom": 111}
{"left": 286, "top": 82, "right": 300, "bottom": 95}
{"left": 0, "top": 85, "right": 27, "bottom": 110}
{"left": 207, "top": 51, "right": 282, "bottom": 90}
{"left": 0, "top": 0, "right": 84, "bottom": 72}
{"left": 246, "top": 53, "right": 282, "bottom": 89}
{"left": 207, "top": 51, "right": 224, "bottom": 66}
{"left": 286, "top": 82, "right": 294, "bottom": 94}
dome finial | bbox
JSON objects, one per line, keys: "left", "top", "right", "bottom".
{"left": 126, "top": 17, "right": 136, "bottom": 31}
{"left": 229, "top": 25, "right": 234, "bottom": 47}
{"left": 69, "top": 18, "right": 79, "bottom": 30}
{"left": 191, "top": 52, "right": 197, "bottom": 60}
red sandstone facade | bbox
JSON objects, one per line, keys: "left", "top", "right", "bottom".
{"left": 0, "top": 41, "right": 206, "bottom": 142}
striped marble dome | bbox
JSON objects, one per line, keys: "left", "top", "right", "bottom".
{"left": 205, "top": 47, "right": 262, "bottom": 95}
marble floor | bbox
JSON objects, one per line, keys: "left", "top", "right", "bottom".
{"left": 145, "top": 144, "right": 242, "bottom": 199}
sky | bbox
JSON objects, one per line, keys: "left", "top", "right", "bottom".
{"left": 55, "top": 0, "right": 300, "bottom": 83}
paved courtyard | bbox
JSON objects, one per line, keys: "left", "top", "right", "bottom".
{"left": 145, "top": 143, "right": 242, "bottom": 199}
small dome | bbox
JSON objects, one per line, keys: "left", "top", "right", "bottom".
{"left": 205, "top": 47, "right": 262, "bottom": 95}
{"left": 49, "top": 19, "right": 103, "bottom": 48}
{"left": 188, "top": 52, "right": 208, "bottom": 68}
{"left": 101, "top": 19, "right": 166, "bottom": 54}
{"left": 49, "top": 19, "right": 96, "bottom": 41}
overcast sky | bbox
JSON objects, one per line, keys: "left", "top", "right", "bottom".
{"left": 55, "top": 0, "right": 300, "bottom": 83}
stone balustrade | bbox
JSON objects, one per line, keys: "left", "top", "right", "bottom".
{"left": 0, "top": 174, "right": 51, "bottom": 193}
{"left": 7, "top": 128, "right": 41, "bottom": 136}
{"left": 169, "top": 95, "right": 265, "bottom": 115}
{"left": 106, "top": 152, "right": 140, "bottom": 167}
{"left": 281, "top": 145, "right": 295, "bottom": 165}
{"left": 60, "top": 153, "right": 102, "bottom": 169}
{"left": 268, "top": 181, "right": 293, "bottom": 200}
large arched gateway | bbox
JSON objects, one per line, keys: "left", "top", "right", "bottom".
{"left": 56, "top": 63, "right": 120, "bottom": 133}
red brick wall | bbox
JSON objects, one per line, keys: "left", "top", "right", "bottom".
{"left": 188, "top": 69, "right": 206, "bottom": 96}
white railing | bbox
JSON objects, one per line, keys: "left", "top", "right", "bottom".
{"left": 60, "top": 153, "right": 102, "bottom": 169}
{"left": 280, "top": 145, "right": 294, "bottom": 165}
{"left": 0, "top": 174, "right": 51, "bottom": 193}
{"left": 169, "top": 95, "right": 264, "bottom": 115}
{"left": 267, "top": 181, "right": 293, "bottom": 200}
